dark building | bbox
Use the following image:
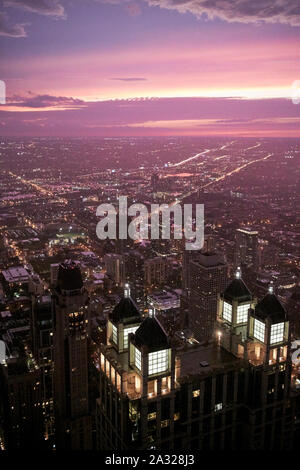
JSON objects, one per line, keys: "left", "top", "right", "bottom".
{"left": 0, "top": 347, "right": 44, "bottom": 449}
{"left": 189, "top": 252, "right": 228, "bottom": 341}
{"left": 31, "top": 294, "right": 55, "bottom": 443}
{"left": 96, "top": 271, "right": 296, "bottom": 451}
{"left": 52, "top": 261, "right": 92, "bottom": 449}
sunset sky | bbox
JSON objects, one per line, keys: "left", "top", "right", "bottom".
{"left": 0, "top": 0, "right": 300, "bottom": 136}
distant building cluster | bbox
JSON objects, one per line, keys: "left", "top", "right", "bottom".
{"left": 0, "top": 137, "right": 299, "bottom": 451}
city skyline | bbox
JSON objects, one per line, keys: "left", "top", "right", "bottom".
{"left": 0, "top": 0, "right": 299, "bottom": 454}
{"left": 0, "top": 0, "right": 300, "bottom": 136}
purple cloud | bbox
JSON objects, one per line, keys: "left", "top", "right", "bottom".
{"left": 100, "top": 0, "right": 300, "bottom": 26}
{"left": 1, "top": 95, "right": 300, "bottom": 136}
{"left": 4, "top": 0, "right": 65, "bottom": 17}
{"left": 109, "top": 77, "right": 148, "bottom": 82}
{"left": 147, "top": 0, "right": 300, "bottom": 26}
{"left": 0, "top": 11, "right": 27, "bottom": 37}
{"left": 7, "top": 93, "right": 85, "bottom": 108}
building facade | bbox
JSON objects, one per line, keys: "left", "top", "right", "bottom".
{"left": 52, "top": 261, "right": 92, "bottom": 449}
{"left": 96, "top": 273, "right": 296, "bottom": 451}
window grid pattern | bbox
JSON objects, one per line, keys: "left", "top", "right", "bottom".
{"left": 237, "top": 304, "right": 250, "bottom": 324}
{"left": 123, "top": 326, "right": 138, "bottom": 349}
{"left": 254, "top": 319, "right": 265, "bottom": 343}
{"left": 134, "top": 347, "right": 141, "bottom": 371}
{"left": 112, "top": 324, "right": 117, "bottom": 344}
{"left": 148, "top": 349, "right": 168, "bottom": 375}
{"left": 270, "top": 322, "right": 284, "bottom": 344}
{"left": 223, "top": 302, "right": 232, "bottom": 323}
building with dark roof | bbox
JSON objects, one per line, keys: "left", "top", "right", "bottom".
{"left": 96, "top": 274, "right": 296, "bottom": 450}
{"left": 133, "top": 317, "right": 169, "bottom": 352}
{"left": 52, "top": 261, "right": 92, "bottom": 450}
{"left": 218, "top": 267, "right": 256, "bottom": 342}
{"left": 223, "top": 267, "right": 252, "bottom": 303}
{"left": 107, "top": 284, "right": 142, "bottom": 354}
{"left": 254, "top": 285, "right": 287, "bottom": 323}
{"left": 57, "top": 260, "right": 83, "bottom": 292}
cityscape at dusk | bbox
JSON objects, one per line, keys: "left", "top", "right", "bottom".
{"left": 0, "top": 0, "right": 299, "bottom": 458}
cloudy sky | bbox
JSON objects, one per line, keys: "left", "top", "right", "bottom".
{"left": 0, "top": 0, "right": 300, "bottom": 136}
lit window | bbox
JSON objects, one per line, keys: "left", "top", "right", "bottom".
{"left": 147, "top": 412, "right": 156, "bottom": 420}
{"left": 254, "top": 319, "right": 265, "bottom": 342}
{"left": 223, "top": 302, "right": 232, "bottom": 323}
{"left": 215, "top": 403, "right": 223, "bottom": 412}
{"left": 270, "top": 322, "right": 284, "bottom": 344}
{"left": 148, "top": 349, "right": 168, "bottom": 375}
{"left": 237, "top": 304, "right": 250, "bottom": 324}
{"left": 123, "top": 326, "right": 138, "bottom": 349}
{"left": 112, "top": 324, "right": 117, "bottom": 344}
{"left": 193, "top": 389, "right": 200, "bottom": 398}
{"left": 134, "top": 347, "right": 141, "bottom": 371}
{"left": 161, "top": 419, "right": 169, "bottom": 428}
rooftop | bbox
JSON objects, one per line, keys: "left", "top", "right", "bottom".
{"left": 177, "top": 343, "right": 242, "bottom": 381}
{"left": 255, "top": 293, "right": 287, "bottom": 323}
{"left": 223, "top": 278, "right": 252, "bottom": 302}
{"left": 134, "top": 317, "right": 169, "bottom": 352}
{"left": 110, "top": 297, "right": 141, "bottom": 325}
{"left": 2, "top": 266, "right": 30, "bottom": 283}
{"left": 57, "top": 261, "right": 83, "bottom": 291}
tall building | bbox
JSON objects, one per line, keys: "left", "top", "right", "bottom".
{"left": 31, "top": 294, "right": 55, "bottom": 443}
{"left": 151, "top": 172, "right": 159, "bottom": 194}
{"left": 50, "top": 263, "right": 60, "bottom": 286}
{"left": 235, "top": 227, "right": 259, "bottom": 269}
{"left": 0, "top": 336, "right": 44, "bottom": 449}
{"left": 104, "top": 253, "right": 125, "bottom": 287}
{"left": 144, "top": 257, "right": 170, "bottom": 287}
{"left": 189, "top": 252, "right": 228, "bottom": 341}
{"left": 52, "top": 261, "right": 92, "bottom": 449}
{"left": 96, "top": 275, "right": 296, "bottom": 451}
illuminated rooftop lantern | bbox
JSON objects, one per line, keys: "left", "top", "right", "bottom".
{"left": 148, "top": 303, "right": 156, "bottom": 318}
{"left": 220, "top": 267, "right": 252, "bottom": 326}
{"left": 268, "top": 281, "right": 274, "bottom": 295}
{"left": 131, "top": 317, "right": 171, "bottom": 377}
{"left": 249, "top": 284, "right": 288, "bottom": 349}
{"left": 235, "top": 266, "right": 242, "bottom": 279}
{"left": 124, "top": 283, "right": 131, "bottom": 298}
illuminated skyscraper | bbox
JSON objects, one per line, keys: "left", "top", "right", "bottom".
{"left": 96, "top": 276, "right": 296, "bottom": 450}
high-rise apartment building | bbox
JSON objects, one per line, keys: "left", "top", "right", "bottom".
{"left": 235, "top": 227, "right": 259, "bottom": 269}
{"left": 189, "top": 252, "right": 228, "bottom": 341}
{"left": 52, "top": 261, "right": 92, "bottom": 449}
{"left": 144, "top": 257, "right": 170, "bottom": 288}
{"left": 104, "top": 253, "right": 126, "bottom": 287}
